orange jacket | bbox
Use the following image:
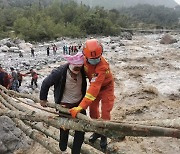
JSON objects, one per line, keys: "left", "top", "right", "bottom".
{"left": 79, "top": 56, "right": 114, "bottom": 109}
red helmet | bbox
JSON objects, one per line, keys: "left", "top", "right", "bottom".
{"left": 83, "top": 39, "right": 103, "bottom": 59}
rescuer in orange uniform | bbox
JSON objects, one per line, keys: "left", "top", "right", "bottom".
{"left": 69, "top": 39, "right": 115, "bottom": 150}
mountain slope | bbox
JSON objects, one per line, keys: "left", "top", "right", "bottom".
{"left": 0, "top": 0, "right": 178, "bottom": 9}
{"left": 75, "top": 0, "right": 179, "bottom": 9}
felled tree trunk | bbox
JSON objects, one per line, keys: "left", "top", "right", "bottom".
{"left": 12, "top": 118, "right": 61, "bottom": 154}
{"left": 1, "top": 85, "right": 180, "bottom": 140}
{"left": 0, "top": 91, "right": 32, "bottom": 113}
{"left": 0, "top": 92, "right": 103, "bottom": 153}
{"left": 0, "top": 85, "right": 90, "bottom": 121}
{"left": 0, "top": 97, "right": 61, "bottom": 154}
{"left": 0, "top": 109, "right": 180, "bottom": 139}
{"left": 128, "top": 118, "right": 180, "bottom": 129}
{"left": 24, "top": 121, "right": 103, "bottom": 154}
{"left": 0, "top": 85, "right": 39, "bottom": 103}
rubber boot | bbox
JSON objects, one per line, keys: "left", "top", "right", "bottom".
{"left": 89, "top": 133, "right": 101, "bottom": 143}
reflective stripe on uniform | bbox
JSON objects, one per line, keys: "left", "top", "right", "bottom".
{"left": 106, "top": 69, "right": 110, "bottom": 74}
{"left": 85, "top": 93, "right": 96, "bottom": 101}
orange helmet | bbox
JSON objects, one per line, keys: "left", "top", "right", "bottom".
{"left": 83, "top": 39, "right": 103, "bottom": 59}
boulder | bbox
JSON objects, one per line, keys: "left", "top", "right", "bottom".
{"left": 18, "top": 43, "right": 32, "bottom": 52}
{"left": 120, "top": 32, "right": 132, "bottom": 40}
{"left": 0, "top": 38, "right": 11, "bottom": 46}
{"left": 0, "top": 116, "right": 31, "bottom": 153}
{"left": 9, "top": 47, "right": 20, "bottom": 53}
{"left": 13, "top": 38, "right": 25, "bottom": 44}
{"left": 160, "top": 34, "right": 177, "bottom": 44}
{"left": 0, "top": 45, "right": 9, "bottom": 52}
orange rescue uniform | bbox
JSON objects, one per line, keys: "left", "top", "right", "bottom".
{"left": 79, "top": 56, "right": 115, "bottom": 120}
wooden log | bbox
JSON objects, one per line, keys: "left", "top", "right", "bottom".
{"left": 25, "top": 121, "right": 103, "bottom": 154}
{"left": 0, "top": 92, "right": 104, "bottom": 152}
{"left": 0, "top": 85, "right": 39, "bottom": 103}
{"left": 1, "top": 86, "right": 180, "bottom": 140}
{"left": 0, "top": 93, "right": 103, "bottom": 154}
{"left": 0, "top": 90, "right": 34, "bottom": 113}
{"left": 0, "top": 109, "right": 180, "bottom": 139}
{"left": 0, "top": 85, "right": 90, "bottom": 121}
{"left": 0, "top": 96, "right": 61, "bottom": 154}
{"left": 70, "top": 131, "right": 102, "bottom": 151}
{"left": 12, "top": 118, "right": 61, "bottom": 154}
{"left": 128, "top": 118, "right": 180, "bottom": 129}
{"left": 1, "top": 85, "right": 180, "bottom": 131}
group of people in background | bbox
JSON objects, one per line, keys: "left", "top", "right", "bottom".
{"left": 63, "top": 44, "right": 82, "bottom": 55}
{"left": 0, "top": 66, "right": 38, "bottom": 92}
{"left": 17, "top": 43, "right": 82, "bottom": 58}
{"left": 46, "top": 44, "right": 57, "bottom": 56}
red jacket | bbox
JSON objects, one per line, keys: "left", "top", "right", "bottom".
{"left": 79, "top": 56, "right": 114, "bottom": 109}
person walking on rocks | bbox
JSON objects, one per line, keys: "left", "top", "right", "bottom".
{"left": 17, "top": 70, "right": 25, "bottom": 87}
{"left": 0, "top": 66, "right": 5, "bottom": 87}
{"left": 10, "top": 67, "right": 19, "bottom": 92}
{"left": 26, "top": 69, "right": 38, "bottom": 89}
{"left": 53, "top": 44, "right": 57, "bottom": 56}
{"left": 3, "top": 72, "right": 11, "bottom": 89}
{"left": 47, "top": 46, "right": 50, "bottom": 56}
{"left": 69, "top": 39, "right": 116, "bottom": 151}
{"left": 0, "top": 67, "right": 10, "bottom": 89}
{"left": 40, "top": 52, "right": 87, "bottom": 154}
{"left": 31, "top": 47, "right": 35, "bottom": 57}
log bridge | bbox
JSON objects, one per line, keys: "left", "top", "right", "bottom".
{"left": 0, "top": 85, "right": 179, "bottom": 154}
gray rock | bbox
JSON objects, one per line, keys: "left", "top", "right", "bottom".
{"left": 9, "top": 47, "right": 20, "bottom": 53}
{"left": 120, "top": 32, "right": 133, "bottom": 40}
{"left": 0, "top": 45, "right": 9, "bottom": 52}
{"left": 0, "top": 116, "right": 31, "bottom": 153}
{"left": 0, "top": 141, "right": 7, "bottom": 153}
{"left": 160, "top": 34, "right": 177, "bottom": 44}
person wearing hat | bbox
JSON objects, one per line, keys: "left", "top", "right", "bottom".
{"left": 69, "top": 39, "right": 116, "bottom": 151}
{"left": 40, "top": 52, "right": 87, "bottom": 154}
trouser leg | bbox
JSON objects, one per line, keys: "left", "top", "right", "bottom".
{"left": 31, "top": 79, "right": 33, "bottom": 87}
{"left": 72, "top": 130, "right": 85, "bottom": 154}
{"left": 34, "top": 78, "right": 38, "bottom": 87}
{"left": 59, "top": 128, "right": 69, "bottom": 151}
{"left": 72, "top": 109, "right": 86, "bottom": 154}
{"left": 101, "top": 85, "right": 115, "bottom": 120}
{"left": 18, "top": 80, "right": 22, "bottom": 87}
{"left": 89, "top": 96, "right": 101, "bottom": 119}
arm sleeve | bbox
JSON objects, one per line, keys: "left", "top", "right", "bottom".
{"left": 39, "top": 68, "right": 61, "bottom": 101}
{"left": 79, "top": 67, "right": 106, "bottom": 109}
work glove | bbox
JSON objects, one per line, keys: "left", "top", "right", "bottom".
{"left": 69, "top": 106, "right": 83, "bottom": 118}
{"left": 40, "top": 100, "right": 48, "bottom": 107}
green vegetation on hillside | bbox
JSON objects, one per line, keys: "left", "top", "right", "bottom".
{"left": 0, "top": 0, "right": 180, "bottom": 41}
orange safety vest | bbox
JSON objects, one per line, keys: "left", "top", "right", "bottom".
{"left": 79, "top": 56, "right": 114, "bottom": 109}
